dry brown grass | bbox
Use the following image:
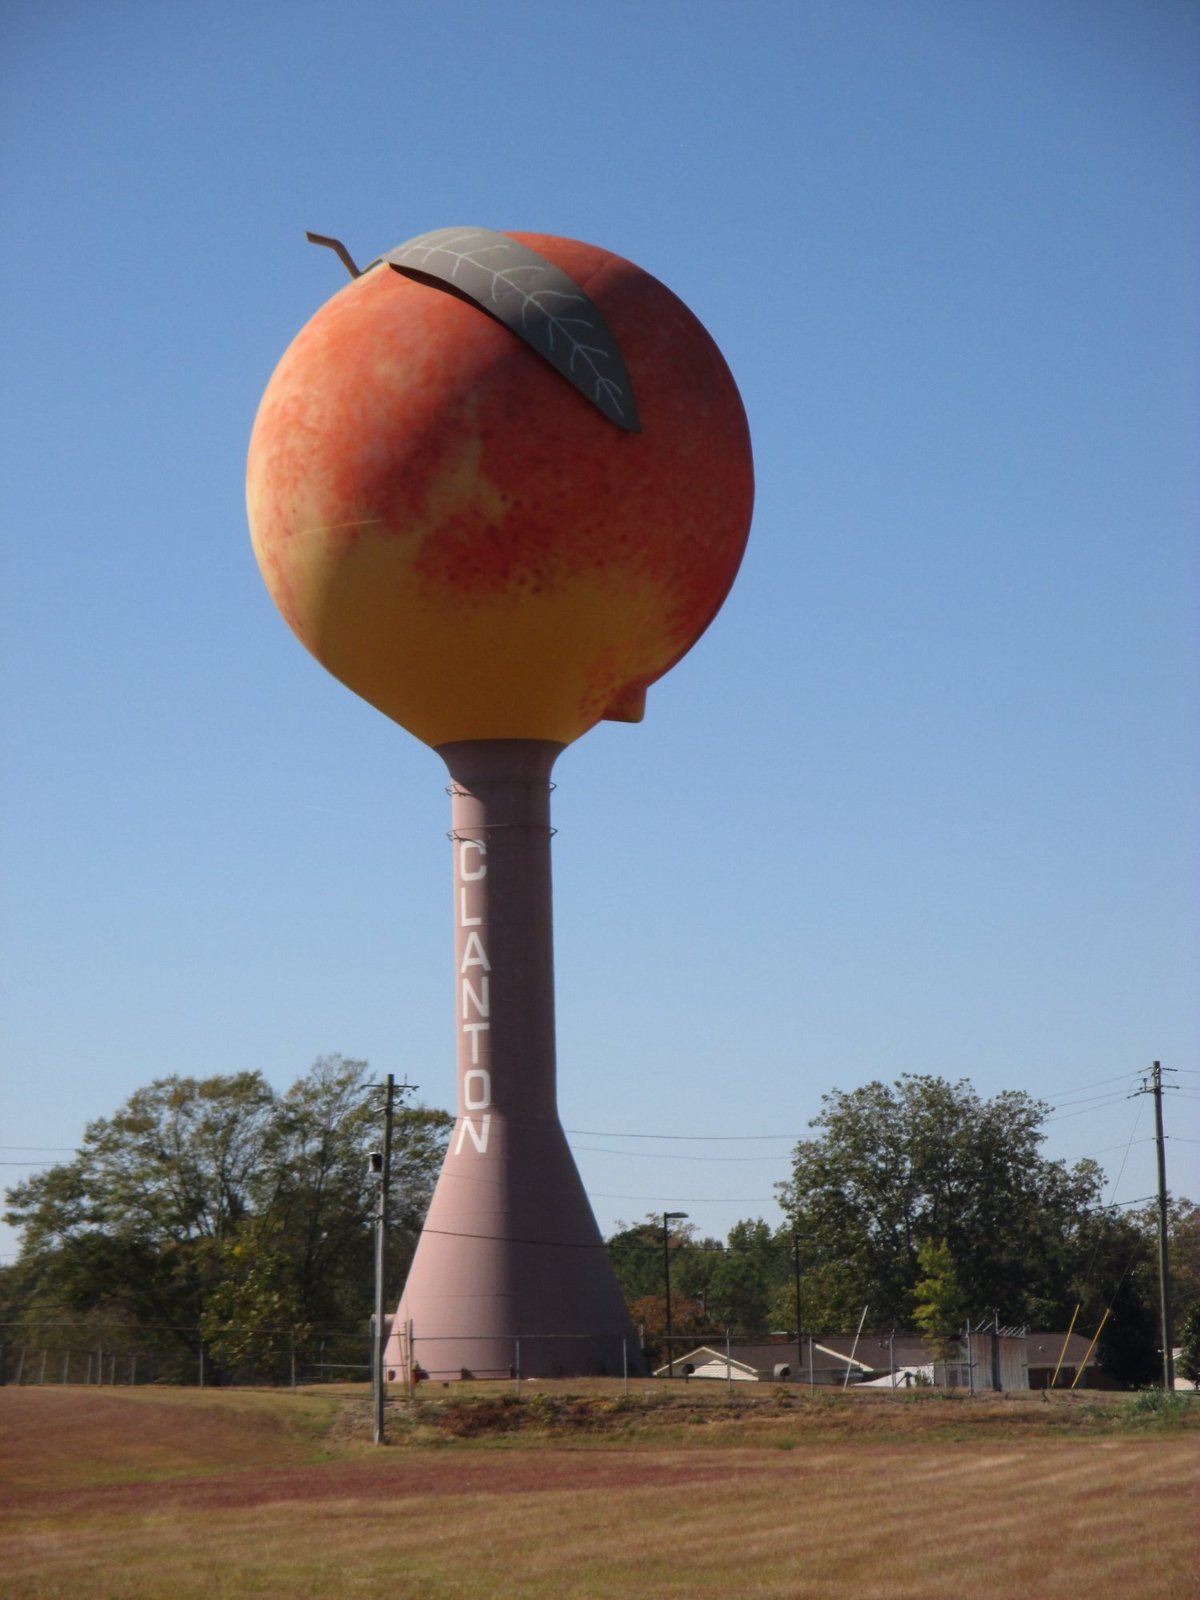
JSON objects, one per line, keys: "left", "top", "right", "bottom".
{"left": 0, "top": 1385, "right": 343, "bottom": 1494}
{"left": 2, "top": 1383, "right": 1196, "bottom": 1599}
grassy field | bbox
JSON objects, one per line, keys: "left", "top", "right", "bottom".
{"left": 2, "top": 1381, "right": 1196, "bottom": 1599}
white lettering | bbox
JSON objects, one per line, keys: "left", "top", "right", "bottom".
{"left": 454, "top": 1114, "right": 491, "bottom": 1156}
{"left": 461, "top": 975, "right": 490, "bottom": 1019}
{"left": 460, "top": 931, "right": 491, "bottom": 972}
{"left": 458, "top": 885, "right": 482, "bottom": 927}
{"left": 462, "top": 1022, "right": 490, "bottom": 1063}
{"left": 464, "top": 1068, "right": 492, "bottom": 1111}
{"left": 458, "top": 839, "right": 487, "bottom": 880}
{"left": 455, "top": 842, "right": 492, "bottom": 1155}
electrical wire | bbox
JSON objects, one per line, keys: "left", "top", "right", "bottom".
{"left": 4, "top": 1067, "right": 1177, "bottom": 1159}
{"left": 564, "top": 1128, "right": 796, "bottom": 1142}
{"left": 1079, "top": 1139, "right": 1155, "bottom": 1159}
{"left": 571, "top": 1144, "right": 787, "bottom": 1163}
{"left": 1039, "top": 1069, "right": 1149, "bottom": 1097}
{"left": 589, "top": 1193, "right": 779, "bottom": 1204}
{"left": 1102, "top": 1101, "right": 1144, "bottom": 1212}
{"left": 0, "top": 1146, "right": 77, "bottom": 1153}
{"left": 1043, "top": 1096, "right": 1131, "bottom": 1124}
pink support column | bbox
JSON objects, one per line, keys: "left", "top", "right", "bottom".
{"left": 386, "top": 741, "right": 641, "bottom": 1380}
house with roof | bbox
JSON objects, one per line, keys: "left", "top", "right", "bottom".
{"left": 1023, "top": 1330, "right": 1107, "bottom": 1390}
{"left": 654, "top": 1329, "right": 1109, "bottom": 1391}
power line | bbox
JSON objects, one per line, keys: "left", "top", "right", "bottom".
{"left": 1102, "top": 1102, "right": 1144, "bottom": 1211}
{"left": 571, "top": 1145, "right": 785, "bottom": 1163}
{"left": 590, "top": 1193, "right": 780, "bottom": 1204}
{"left": 1049, "top": 1088, "right": 1137, "bottom": 1110}
{"left": 1048, "top": 1086, "right": 1139, "bottom": 1109}
{"left": 1043, "top": 1096, "right": 1131, "bottom": 1124}
{"left": 4, "top": 1067, "right": 1180, "bottom": 1153}
{"left": 1039, "top": 1070, "right": 1147, "bottom": 1097}
{"left": 0, "top": 1146, "right": 77, "bottom": 1154}
{"left": 1080, "top": 1138, "right": 1154, "bottom": 1158}
{"left": 565, "top": 1128, "right": 796, "bottom": 1142}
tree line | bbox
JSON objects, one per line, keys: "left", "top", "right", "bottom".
{"left": 3, "top": 1065, "right": 1196, "bottom": 1386}
{"left": 612, "top": 1077, "right": 1199, "bottom": 1386}
{"left": 1, "top": 1057, "right": 451, "bottom": 1381}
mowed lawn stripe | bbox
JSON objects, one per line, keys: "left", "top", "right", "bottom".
{"left": 2, "top": 1438, "right": 1195, "bottom": 1599}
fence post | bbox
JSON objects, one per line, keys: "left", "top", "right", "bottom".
{"left": 15, "top": 1346, "right": 26, "bottom": 1385}
{"left": 726, "top": 1327, "right": 732, "bottom": 1394}
{"left": 622, "top": 1337, "right": 628, "bottom": 1399}
{"left": 514, "top": 1336, "right": 521, "bottom": 1398}
{"left": 965, "top": 1321, "right": 974, "bottom": 1395}
{"left": 62, "top": 1351, "right": 70, "bottom": 1385}
{"left": 39, "top": 1350, "right": 47, "bottom": 1385}
{"left": 198, "top": 1345, "right": 205, "bottom": 1389}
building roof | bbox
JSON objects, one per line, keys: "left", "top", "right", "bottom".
{"left": 655, "top": 1330, "right": 1098, "bottom": 1381}
{"left": 814, "top": 1333, "right": 933, "bottom": 1370}
{"left": 1024, "top": 1331, "right": 1099, "bottom": 1368}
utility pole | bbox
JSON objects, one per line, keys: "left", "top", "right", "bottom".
{"left": 372, "top": 1074, "right": 416, "bottom": 1445}
{"left": 1143, "top": 1061, "right": 1176, "bottom": 1392}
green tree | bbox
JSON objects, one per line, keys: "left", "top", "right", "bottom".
{"left": 778, "top": 1075, "right": 1105, "bottom": 1330}
{"left": 200, "top": 1227, "right": 310, "bottom": 1377}
{"left": 3, "top": 1057, "right": 450, "bottom": 1378}
{"left": 4, "top": 1071, "right": 278, "bottom": 1363}
{"left": 705, "top": 1219, "right": 786, "bottom": 1337}
{"left": 606, "top": 1218, "right": 672, "bottom": 1306}
{"left": 1177, "top": 1301, "right": 1200, "bottom": 1387}
{"left": 1121, "top": 1198, "right": 1200, "bottom": 1339}
{"left": 911, "top": 1238, "right": 967, "bottom": 1360}
{"left": 607, "top": 1216, "right": 796, "bottom": 1348}
{"left": 1061, "top": 1204, "right": 1163, "bottom": 1387}
{"left": 606, "top": 1217, "right": 710, "bottom": 1365}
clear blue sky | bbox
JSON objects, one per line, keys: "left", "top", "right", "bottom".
{"left": 2, "top": 0, "right": 1197, "bottom": 1270}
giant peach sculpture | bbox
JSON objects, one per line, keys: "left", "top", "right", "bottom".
{"left": 248, "top": 225, "right": 753, "bottom": 1379}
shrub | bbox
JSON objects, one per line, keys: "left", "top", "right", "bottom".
{"left": 1123, "top": 1389, "right": 1192, "bottom": 1429}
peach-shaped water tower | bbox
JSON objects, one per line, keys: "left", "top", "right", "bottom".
{"left": 247, "top": 226, "right": 753, "bottom": 1379}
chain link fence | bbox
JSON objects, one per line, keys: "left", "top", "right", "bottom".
{"left": 0, "top": 1323, "right": 372, "bottom": 1389}
{"left": 0, "top": 1320, "right": 1056, "bottom": 1393}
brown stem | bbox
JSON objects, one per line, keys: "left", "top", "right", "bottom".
{"left": 304, "top": 232, "right": 361, "bottom": 279}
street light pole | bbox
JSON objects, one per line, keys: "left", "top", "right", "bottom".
{"left": 662, "top": 1211, "right": 688, "bottom": 1378}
